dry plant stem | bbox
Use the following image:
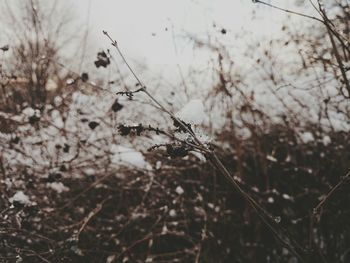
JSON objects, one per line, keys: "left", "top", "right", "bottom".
{"left": 103, "top": 31, "right": 306, "bottom": 261}
{"left": 76, "top": 197, "right": 110, "bottom": 240}
{"left": 59, "top": 172, "right": 112, "bottom": 210}
{"left": 318, "top": 5, "right": 350, "bottom": 97}
{"left": 254, "top": 0, "right": 323, "bottom": 23}
{"left": 208, "top": 154, "right": 304, "bottom": 259}
{"left": 103, "top": 31, "right": 203, "bottom": 146}
{"left": 314, "top": 171, "right": 350, "bottom": 213}
{"left": 326, "top": 25, "right": 350, "bottom": 97}
{"left": 258, "top": 0, "right": 350, "bottom": 218}
{"left": 256, "top": 0, "right": 350, "bottom": 54}
{"left": 311, "top": 0, "right": 350, "bottom": 50}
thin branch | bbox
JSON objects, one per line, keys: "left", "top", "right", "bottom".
{"left": 76, "top": 197, "right": 110, "bottom": 240}
{"left": 253, "top": 0, "right": 323, "bottom": 23}
{"left": 314, "top": 170, "right": 350, "bottom": 214}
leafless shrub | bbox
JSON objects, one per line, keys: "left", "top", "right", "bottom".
{"left": 0, "top": 1, "right": 349, "bottom": 263}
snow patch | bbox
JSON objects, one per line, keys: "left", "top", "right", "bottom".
{"left": 45, "top": 78, "right": 58, "bottom": 91}
{"left": 266, "top": 155, "right": 277, "bottom": 162}
{"left": 175, "top": 186, "right": 184, "bottom": 195}
{"left": 9, "top": 191, "right": 32, "bottom": 205}
{"left": 300, "top": 132, "right": 314, "bottom": 144}
{"left": 47, "top": 182, "right": 69, "bottom": 193}
{"left": 22, "top": 107, "right": 35, "bottom": 117}
{"left": 191, "top": 151, "right": 206, "bottom": 162}
{"left": 155, "top": 161, "right": 162, "bottom": 170}
{"left": 267, "top": 197, "right": 274, "bottom": 203}
{"left": 169, "top": 209, "right": 177, "bottom": 217}
{"left": 51, "top": 110, "right": 64, "bottom": 128}
{"left": 282, "top": 193, "right": 293, "bottom": 201}
{"left": 322, "top": 135, "right": 331, "bottom": 146}
{"left": 111, "top": 145, "right": 148, "bottom": 169}
{"left": 176, "top": 99, "right": 207, "bottom": 125}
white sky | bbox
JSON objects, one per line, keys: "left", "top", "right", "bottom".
{"left": 69, "top": 0, "right": 315, "bottom": 75}
{"left": 1, "top": 0, "right": 320, "bottom": 85}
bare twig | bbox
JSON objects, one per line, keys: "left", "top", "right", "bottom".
{"left": 59, "top": 173, "right": 112, "bottom": 209}
{"left": 313, "top": 170, "right": 350, "bottom": 214}
{"left": 253, "top": 0, "right": 323, "bottom": 23}
{"left": 76, "top": 197, "right": 110, "bottom": 240}
{"left": 318, "top": 3, "right": 350, "bottom": 97}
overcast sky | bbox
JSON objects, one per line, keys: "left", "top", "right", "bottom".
{"left": 69, "top": 0, "right": 312, "bottom": 75}
{"left": 1, "top": 0, "right": 319, "bottom": 84}
{"left": 79, "top": 1, "right": 278, "bottom": 53}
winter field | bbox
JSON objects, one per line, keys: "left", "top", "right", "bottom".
{"left": 0, "top": 0, "right": 350, "bottom": 262}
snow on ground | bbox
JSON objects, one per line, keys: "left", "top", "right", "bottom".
{"left": 0, "top": 89, "right": 154, "bottom": 182}
{"left": 300, "top": 132, "right": 315, "bottom": 144}
{"left": 47, "top": 182, "right": 70, "bottom": 193}
{"left": 175, "top": 186, "right": 184, "bottom": 195}
{"left": 322, "top": 135, "right": 331, "bottom": 146}
{"left": 111, "top": 145, "right": 150, "bottom": 169}
{"left": 9, "top": 191, "right": 32, "bottom": 206}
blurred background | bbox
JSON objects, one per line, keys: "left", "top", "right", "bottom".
{"left": 0, "top": 0, "right": 349, "bottom": 262}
